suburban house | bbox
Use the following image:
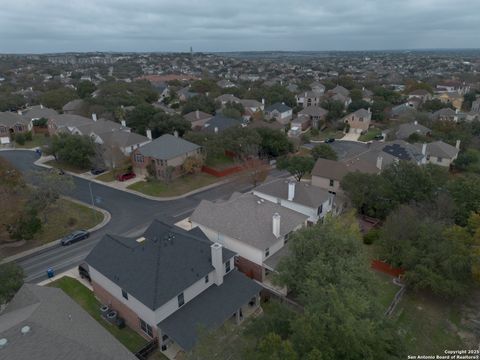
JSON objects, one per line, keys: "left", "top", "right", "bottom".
{"left": 190, "top": 192, "right": 308, "bottom": 289}
{"left": 311, "top": 158, "right": 351, "bottom": 194}
{"left": 431, "top": 107, "right": 458, "bottom": 122}
{"left": 0, "top": 284, "right": 136, "bottom": 360}
{"left": 253, "top": 179, "right": 333, "bottom": 224}
{"left": 289, "top": 115, "right": 311, "bottom": 136}
{"left": 264, "top": 102, "right": 293, "bottom": 124}
{"left": 310, "top": 81, "right": 326, "bottom": 94}
{"left": 239, "top": 99, "right": 264, "bottom": 113}
{"left": 298, "top": 106, "right": 328, "bottom": 128}
{"left": 183, "top": 110, "right": 213, "bottom": 130}
{"left": 415, "top": 140, "right": 460, "bottom": 167}
{"left": 217, "top": 79, "right": 236, "bottom": 89}
{"left": 471, "top": 99, "right": 480, "bottom": 113}
{"left": 62, "top": 99, "right": 86, "bottom": 115}
{"left": 343, "top": 108, "right": 372, "bottom": 133}
{"left": 215, "top": 94, "right": 240, "bottom": 106}
{"left": 202, "top": 114, "right": 242, "bottom": 134}
{"left": 436, "top": 81, "right": 470, "bottom": 95}
{"left": 132, "top": 134, "right": 202, "bottom": 180}
{"left": 47, "top": 114, "right": 94, "bottom": 136}
{"left": 0, "top": 112, "right": 31, "bottom": 144}
{"left": 362, "top": 87, "right": 374, "bottom": 103}
{"left": 389, "top": 103, "right": 416, "bottom": 119}
{"left": 85, "top": 220, "right": 261, "bottom": 356}
{"left": 21, "top": 105, "right": 58, "bottom": 122}
{"left": 330, "top": 85, "right": 350, "bottom": 98}
{"left": 177, "top": 86, "right": 198, "bottom": 101}
{"left": 395, "top": 121, "right": 431, "bottom": 140}
{"left": 408, "top": 89, "right": 432, "bottom": 103}
{"left": 435, "top": 92, "right": 464, "bottom": 110}
{"left": 296, "top": 90, "right": 323, "bottom": 108}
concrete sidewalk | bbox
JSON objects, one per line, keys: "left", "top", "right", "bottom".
{"left": 34, "top": 155, "right": 235, "bottom": 201}
{"left": 38, "top": 267, "right": 93, "bottom": 290}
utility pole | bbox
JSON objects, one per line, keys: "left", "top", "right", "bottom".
{"left": 88, "top": 181, "right": 97, "bottom": 222}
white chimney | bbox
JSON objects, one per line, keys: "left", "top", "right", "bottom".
{"left": 92, "top": 113, "right": 97, "bottom": 122}
{"left": 146, "top": 129, "right": 152, "bottom": 140}
{"left": 121, "top": 120, "right": 126, "bottom": 127}
{"left": 456, "top": 139, "right": 461, "bottom": 149}
{"left": 262, "top": 98, "right": 265, "bottom": 105}
{"left": 272, "top": 213, "right": 281, "bottom": 238}
{"left": 214, "top": 126, "right": 219, "bottom": 134}
{"left": 211, "top": 243, "right": 224, "bottom": 286}
{"left": 40, "top": 104, "right": 44, "bottom": 109}
{"left": 376, "top": 156, "right": 383, "bottom": 170}
{"left": 17, "top": 110, "right": 22, "bottom": 115}
{"left": 173, "top": 130, "right": 179, "bottom": 137}
{"left": 288, "top": 181, "right": 295, "bottom": 201}
{"left": 414, "top": 120, "right": 418, "bottom": 125}
{"left": 196, "top": 109, "right": 200, "bottom": 119}
{"left": 421, "top": 143, "right": 427, "bottom": 156}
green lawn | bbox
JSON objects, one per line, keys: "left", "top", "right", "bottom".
{"left": 358, "top": 128, "right": 382, "bottom": 142}
{"left": 15, "top": 134, "right": 49, "bottom": 148}
{"left": 49, "top": 277, "right": 148, "bottom": 353}
{"left": 95, "top": 171, "right": 116, "bottom": 182}
{"left": 0, "top": 198, "right": 103, "bottom": 258}
{"left": 45, "top": 159, "right": 89, "bottom": 174}
{"left": 310, "top": 129, "right": 344, "bottom": 141}
{"left": 128, "top": 173, "right": 220, "bottom": 197}
{"left": 206, "top": 154, "right": 235, "bottom": 169}
{"left": 393, "top": 292, "right": 466, "bottom": 354}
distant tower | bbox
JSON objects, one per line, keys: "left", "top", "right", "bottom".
{"left": 190, "top": 46, "right": 193, "bottom": 57}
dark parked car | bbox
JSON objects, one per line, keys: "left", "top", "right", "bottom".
{"left": 91, "top": 168, "right": 106, "bottom": 175}
{"left": 117, "top": 172, "right": 136, "bottom": 182}
{"left": 61, "top": 230, "right": 90, "bottom": 246}
{"left": 324, "top": 138, "right": 335, "bottom": 143}
{"left": 78, "top": 263, "right": 91, "bottom": 282}
{"left": 374, "top": 134, "right": 384, "bottom": 140}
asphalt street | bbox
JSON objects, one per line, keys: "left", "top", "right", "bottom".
{"left": 0, "top": 150, "right": 289, "bottom": 283}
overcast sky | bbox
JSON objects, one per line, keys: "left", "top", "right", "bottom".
{"left": 1, "top": 0, "right": 479, "bottom": 53}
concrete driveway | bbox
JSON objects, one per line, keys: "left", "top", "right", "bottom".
{"left": 341, "top": 132, "right": 361, "bottom": 141}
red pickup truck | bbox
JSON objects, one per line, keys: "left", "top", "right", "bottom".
{"left": 117, "top": 172, "right": 136, "bottom": 182}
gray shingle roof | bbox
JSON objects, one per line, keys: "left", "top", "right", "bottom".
{"left": 183, "top": 110, "right": 213, "bottom": 123}
{"left": 137, "top": 134, "right": 200, "bottom": 160}
{"left": 254, "top": 179, "right": 332, "bottom": 208}
{"left": 396, "top": 122, "right": 431, "bottom": 139}
{"left": 415, "top": 141, "right": 459, "bottom": 159}
{"left": 85, "top": 220, "right": 235, "bottom": 310}
{"left": 0, "top": 112, "right": 30, "bottom": 128}
{"left": 99, "top": 130, "right": 150, "bottom": 148}
{"left": 265, "top": 102, "right": 291, "bottom": 113}
{"left": 312, "top": 158, "right": 350, "bottom": 180}
{"left": 202, "top": 115, "right": 241, "bottom": 133}
{"left": 158, "top": 270, "right": 261, "bottom": 350}
{"left": 298, "top": 106, "right": 328, "bottom": 117}
{"left": 190, "top": 193, "right": 308, "bottom": 250}
{"left": 21, "top": 106, "right": 58, "bottom": 120}
{"left": 0, "top": 284, "right": 136, "bottom": 360}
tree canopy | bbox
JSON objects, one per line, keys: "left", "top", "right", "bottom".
{"left": 46, "top": 133, "right": 95, "bottom": 169}
{"left": 311, "top": 144, "right": 337, "bottom": 161}
{"left": 277, "top": 156, "right": 315, "bottom": 181}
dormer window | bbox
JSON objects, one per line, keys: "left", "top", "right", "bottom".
{"left": 265, "top": 248, "right": 270, "bottom": 257}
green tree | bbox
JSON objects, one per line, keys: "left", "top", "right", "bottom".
{"left": 453, "top": 149, "right": 480, "bottom": 173}
{"left": 311, "top": 144, "right": 337, "bottom": 161}
{"left": 182, "top": 95, "right": 216, "bottom": 115}
{"left": 125, "top": 103, "right": 158, "bottom": 135}
{"left": 40, "top": 87, "right": 77, "bottom": 110}
{"left": 277, "top": 156, "right": 314, "bottom": 181}
{"left": 379, "top": 205, "right": 473, "bottom": 297}
{"left": 77, "top": 80, "right": 97, "bottom": 99}
{"left": 247, "top": 333, "right": 298, "bottom": 360}
{"left": 447, "top": 174, "right": 480, "bottom": 226}
{"left": 47, "top": 133, "right": 95, "bottom": 169}
{"left": 0, "top": 262, "right": 24, "bottom": 305}
{"left": 256, "top": 127, "right": 293, "bottom": 158}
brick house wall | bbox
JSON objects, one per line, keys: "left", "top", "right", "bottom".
{"left": 235, "top": 256, "right": 264, "bottom": 282}
{"left": 91, "top": 280, "right": 158, "bottom": 340}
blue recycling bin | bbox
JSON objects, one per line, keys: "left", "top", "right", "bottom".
{"left": 47, "top": 268, "right": 55, "bottom": 278}
{"left": 35, "top": 148, "right": 42, "bottom": 156}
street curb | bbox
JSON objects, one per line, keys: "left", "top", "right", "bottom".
{"left": 33, "top": 155, "right": 236, "bottom": 201}
{"left": 1, "top": 197, "right": 111, "bottom": 265}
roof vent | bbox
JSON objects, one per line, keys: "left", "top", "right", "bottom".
{"left": 0, "top": 338, "right": 7, "bottom": 348}
{"left": 21, "top": 326, "right": 31, "bottom": 335}
{"left": 136, "top": 237, "right": 146, "bottom": 243}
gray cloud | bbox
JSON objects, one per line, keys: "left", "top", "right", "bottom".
{"left": 0, "top": 0, "right": 478, "bottom": 53}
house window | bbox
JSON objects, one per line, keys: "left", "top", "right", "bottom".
{"left": 177, "top": 293, "right": 185, "bottom": 307}
{"left": 437, "top": 157, "right": 443, "bottom": 163}
{"left": 317, "top": 204, "right": 323, "bottom": 216}
{"left": 134, "top": 154, "right": 144, "bottom": 163}
{"left": 265, "top": 248, "right": 270, "bottom": 257}
{"left": 329, "top": 179, "right": 334, "bottom": 187}
{"left": 205, "top": 274, "right": 209, "bottom": 283}
{"left": 140, "top": 318, "right": 153, "bottom": 337}
{"left": 225, "top": 260, "right": 231, "bottom": 273}
{"left": 121, "top": 289, "right": 128, "bottom": 300}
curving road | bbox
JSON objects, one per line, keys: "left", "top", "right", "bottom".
{"left": 1, "top": 150, "right": 288, "bottom": 283}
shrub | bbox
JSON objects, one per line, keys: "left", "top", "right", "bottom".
{"left": 363, "top": 228, "right": 380, "bottom": 245}
{"left": 25, "top": 131, "right": 33, "bottom": 141}
{"left": 15, "top": 133, "right": 26, "bottom": 145}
